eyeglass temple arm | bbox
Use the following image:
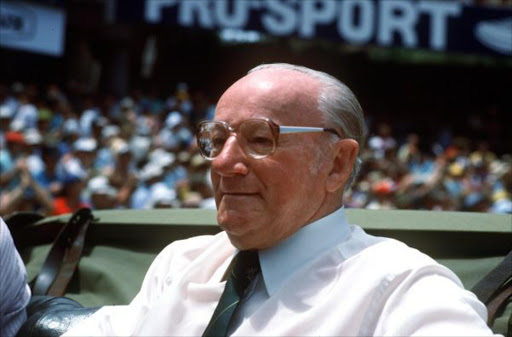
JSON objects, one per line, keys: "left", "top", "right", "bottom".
{"left": 279, "top": 126, "right": 340, "bottom": 137}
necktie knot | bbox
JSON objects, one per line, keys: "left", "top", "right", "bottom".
{"left": 202, "top": 250, "right": 260, "bottom": 337}
{"left": 231, "top": 250, "right": 260, "bottom": 295}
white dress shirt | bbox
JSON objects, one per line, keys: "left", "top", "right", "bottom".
{"left": 64, "top": 208, "right": 498, "bottom": 336}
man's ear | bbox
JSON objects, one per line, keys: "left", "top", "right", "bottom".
{"left": 325, "top": 139, "right": 359, "bottom": 193}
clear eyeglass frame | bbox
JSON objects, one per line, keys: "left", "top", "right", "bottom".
{"left": 196, "top": 118, "right": 341, "bottom": 160}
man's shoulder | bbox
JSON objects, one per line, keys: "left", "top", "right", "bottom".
{"left": 141, "top": 231, "right": 235, "bottom": 289}
{"left": 342, "top": 225, "right": 454, "bottom": 280}
{"left": 154, "top": 231, "right": 233, "bottom": 267}
{"left": 363, "top": 238, "right": 438, "bottom": 268}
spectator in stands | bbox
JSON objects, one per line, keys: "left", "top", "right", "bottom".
{"left": 52, "top": 159, "right": 89, "bottom": 215}
{"left": 34, "top": 144, "right": 62, "bottom": 196}
{"left": 147, "top": 183, "right": 180, "bottom": 209}
{"left": 86, "top": 176, "right": 119, "bottom": 210}
{"left": 117, "top": 97, "right": 138, "bottom": 137}
{"left": 131, "top": 163, "right": 167, "bottom": 209}
{"left": 0, "top": 157, "right": 54, "bottom": 216}
{"left": 24, "top": 129, "right": 45, "bottom": 176}
{"left": 186, "top": 153, "right": 214, "bottom": 206}
{"left": 0, "top": 83, "right": 20, "bottom": 114}
{"left": 1, "top": 132, "right": 27, "bottom": 191}
{"left": 463, "top": 192, "right": 491, "bottom": 212}
{"left": 161, "top": 150, "right": 188, "bottom": 191}
{"left": 36, "top": 107, "right": 55, "bottom": 143}
{"left": 79, "top": 107, "right": 99, "bottom": 138}
{"left": 368, "top": 122, "right": 396, "bottom": 159}
{"left": 166, "top": 82, "right": 194, "bottom": 120}
{"left": 0, "top": 106, "right": 14, "bottom": 149}
{"left": 157, "top": 111, "right": 193, "bottom": 152}
{"left": 397, "top": 133, "right": 421, "bottom": 165}
{"left": 71, "top": 137, "right": 99, "bottom": 177}
{"left": 366, "top": 179, "right": 397, "bottom": 210}
{"left": 11, "top": 86, "right": 38, "bottom": 130}
{"left": 0, "top": 127, "right": 54, "bottom": 215}
{"left": 58, "top": 104, "right": 81, "bottom": 156}
{"left": 106, "top": 142, "right": 138, "bottom": 207}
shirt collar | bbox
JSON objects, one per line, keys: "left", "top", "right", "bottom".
{"left": 258, "top": 207, "right": 350, "bottom": 296}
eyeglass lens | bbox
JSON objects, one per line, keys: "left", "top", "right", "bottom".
{"left": 197, "top": 120, "right": 276, "bottom": 159}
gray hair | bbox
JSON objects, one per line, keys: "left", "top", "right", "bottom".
{"left": 248, "top": 63, "right": 367, "bottom": 189}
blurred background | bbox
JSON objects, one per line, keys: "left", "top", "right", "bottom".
{"left": 1, "top": 0, "right": 511, "bottom": 216}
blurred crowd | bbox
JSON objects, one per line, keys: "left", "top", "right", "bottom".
{"left": 346, "top": 124, "right": 511, "bottom": 213}
{"left": 0, "top": 82, "right": 216, "bottom": 216}
{"left": 0, "top": 81, "right": 510, "bottom": 217}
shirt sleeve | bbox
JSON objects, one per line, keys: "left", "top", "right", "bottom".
{"left": 63, "top": 233, "right": 225, "bottom": 337}
{"left": 372, "top": 264, "right": 500, "bottom": 336}
{"left": 62, "top": 241, "right": 181, "bottom": 336}
{"left": 0, "top": 218, "right": 31, "bottom": 337}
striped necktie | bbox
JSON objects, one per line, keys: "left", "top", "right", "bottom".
{"left": 202, "top": 250, "right": 260, "bottom": 337}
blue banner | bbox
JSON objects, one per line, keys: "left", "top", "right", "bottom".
{"left": 116, "top": 0, "right": 512, "bottom": 57}
{"left": 0, "top": 1, "right": 66, "bottom": 56}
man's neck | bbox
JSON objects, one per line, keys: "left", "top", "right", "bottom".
{"left": 302, "top": 194, "right": 343, "bottom": 229}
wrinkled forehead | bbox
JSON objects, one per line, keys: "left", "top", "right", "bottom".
{"left": 215, "top": 69, "right": 321, "bottom": 126}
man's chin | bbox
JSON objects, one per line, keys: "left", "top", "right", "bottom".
{"left": 217, "top": 202, "right": 262, "bottom": 225}
{"left": 224, "top": 230, "right": 266, "bottom": 251}
{"left": 218, "top": 217, "right": 258, "bottom": 249}
{"left": 218, "top": 218, "right": 250, "bottom": 237}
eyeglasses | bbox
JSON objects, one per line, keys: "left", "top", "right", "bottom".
{"left": 196, "top": 118, "right": 341, "bottom": 160}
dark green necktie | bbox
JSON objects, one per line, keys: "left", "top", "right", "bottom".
{"left": 202, "top": 250, "right": 260, "bottom": 337}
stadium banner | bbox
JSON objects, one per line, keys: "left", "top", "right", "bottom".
{"left": 116, "top": 0, "right": 512, "bottom": 57}
{"left": 0, "top": 1, "right": 66, "bottom": 57}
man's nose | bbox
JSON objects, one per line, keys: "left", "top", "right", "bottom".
{"left": 211, "top": 135, "right": 249, "bottom": 176}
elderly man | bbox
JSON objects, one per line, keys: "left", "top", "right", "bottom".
{"left": 65, "top": 64, "right": 495, "bottom": 336}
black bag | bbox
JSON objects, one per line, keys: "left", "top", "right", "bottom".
{"left": 472, "top": 250, "right": 512, "bottom": 337}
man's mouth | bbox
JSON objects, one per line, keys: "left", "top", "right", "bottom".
{"left": 223, "top": 192, "right": 257, "bottom": 196}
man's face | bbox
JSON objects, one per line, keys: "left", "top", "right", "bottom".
{"left": 211, "top": 69, "right": 337, "bottom": 250}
